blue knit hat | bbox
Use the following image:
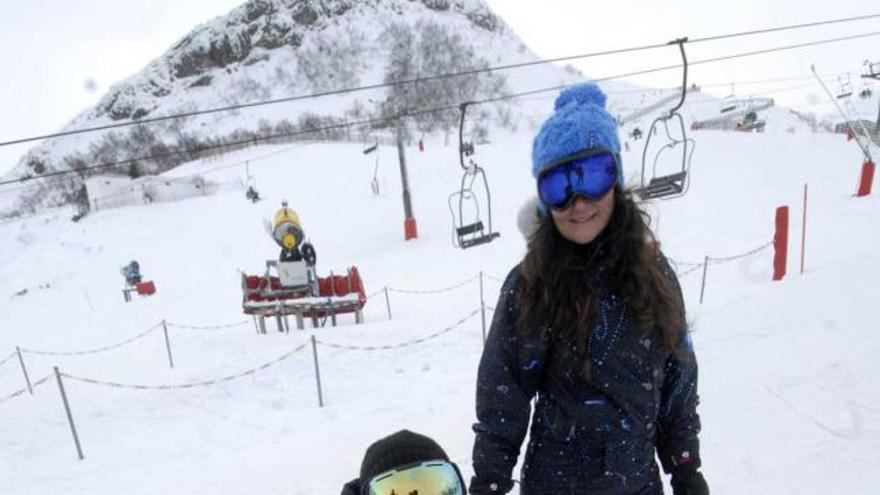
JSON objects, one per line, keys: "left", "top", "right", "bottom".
{"left": 532, "top": 82, "right": 622, "bottom": 184}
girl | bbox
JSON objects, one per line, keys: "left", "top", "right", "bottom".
{"left": 469, "top": 83, "right": 708, "bottom": 495}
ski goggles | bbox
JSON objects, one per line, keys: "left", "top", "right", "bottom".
{"left": 536, "top": 149, "right": 619, "bottom": 210}
{"left": 366, "top": 460, "right": 466, "bottom": 495}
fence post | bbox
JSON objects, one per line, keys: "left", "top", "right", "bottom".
{"left": 801, "top": 184, "right": 808, "bottom": 275}
{"left": 54, "top": 367, "right": 84, "bottom": 460}
{"left": 161, "top": 320, "right": 174, "bottom": 369}
{"left": 699, "top": 256, "right": 709, "bottom": 304}
{"left": 384, "top": 286, "right": 392, "bottom": 321}
{"left": 774, "top": 206, "right": 789, "bottom": 281}
{"left": 15, "top": 346, "right": 33, "bottom": 395}
{"left": 479, "top": 271, "right": 487, "bottom": 345}
{"left": 310, "top": 335, "right": 324, "bottom": 408}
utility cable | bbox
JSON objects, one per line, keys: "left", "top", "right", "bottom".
{"left": 2, "top": 29, "right": 879, "bottom": 187}
{"left": 0, "top": 70, "right": 838, "bottom": 197}
{"left": 1, "top": 13, "right": 878, "bottom": 148}
{"left": 481, "top": 30, "right": 880, "bottom": 105}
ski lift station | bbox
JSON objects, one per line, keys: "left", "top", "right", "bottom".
{"left": 85, "top": 174, "right": 220, "bottom": 211}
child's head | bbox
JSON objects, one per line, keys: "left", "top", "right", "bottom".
{"left": 343, "top": 430, "right": 465, "bottom": 495}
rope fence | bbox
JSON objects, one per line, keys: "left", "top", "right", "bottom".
{"left": 2, "top": 251, "right": 774, "bottom": 366}
{"left": 366, "top": 287, "right": 386, "bottom": 299}
{"left": 165, "top": 319, "right": 252, "bottom": 330}
{"left": 671, "top": 240, "right": 773, "bottom": 269}
{"left": 0, "top": 373, "right": 52, "bottom": 405}
{"left": 483, "top": 273, "right": 506, "bottom": 284}
{"left": 677, "top": 265, "right": 704, "bottom": 278}
{"left": 315, "top": 308, "right": 480, "bottom": 351}
{"left": 60, "top": 342, "right": 309, "bottom": 391}
{"left": 1, "top": 272, "right": 499, "bottom": 364}
{"left": 708, "top": 241, "right": 773, "bottom": 264}
{"left": 669, "top": 259, "right": 705, "bottom": 269}
{"left": 386, "top": 274, "right": 479, "bottom": 295}
{"left": 671, "top": 240, "right": 776, "bottom": 304}
{"left": 672, "top": 239, "right": 773, "bottom": 281}
{"left": 16, "top": 304, "right": 487, "bottom": 457}
{"left": 0, "top": 350, "right": 16, "bottom": 368}
{"left": 18, "top": 323, "right": 162, "bottom": 357}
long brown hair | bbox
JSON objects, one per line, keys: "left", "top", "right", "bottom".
{"left": 517, "top": 188, "right": 685, "bottom": 374}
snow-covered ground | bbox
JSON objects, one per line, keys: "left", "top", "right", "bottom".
{"left": 0, "top": 125, "right": 878, "bottom": 494}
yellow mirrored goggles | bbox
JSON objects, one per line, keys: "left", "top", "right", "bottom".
{"left": 366, "top": 460, "right": 465, "bottom": 495}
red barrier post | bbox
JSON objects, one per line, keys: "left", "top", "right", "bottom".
{"left": 801, "top": 184, "right": 808, "bottom": 275}
{"left": 774, "top": 206, "right": 789, "bottom": 281}
{"left": 857, "top": 160, "right": 875, "bottom": 197}
{"left": 404, "top": 217, "right": 418, "bottom": 240}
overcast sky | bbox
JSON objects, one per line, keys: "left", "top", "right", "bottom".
{"left": 1, "top": 0, "right": 877, "bottom": 176}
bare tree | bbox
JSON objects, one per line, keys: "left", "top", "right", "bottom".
{"left": 378, "top": 21, "right": 508, "bottom": 137}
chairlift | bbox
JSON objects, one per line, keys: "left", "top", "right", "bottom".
{"left": 719, "top": 84, "right": 737, "bottom": 113}
{"left": 244, "top": 161, "right": 261, "bottom": 203}
{"left": 720, "top": 101, "right": 738, "bottom": 114}
{"left": 812, "top": 64, "right": 873, "bottom": 164}
{"left": 862, "top": 60, "right": 880, "bottom": 81}
{"left": 836, "top": 75, "right": 853, "bottom": 100}
{"left": 447, "top": 102, "right": 500, "bottom": 249}
{"left": 858, "top": 71, "right": 874, "bottom": 100}
{"left": 363, "top": 141, "right": 380, "bottom": 195}
{"left": 633, "top": 38, "right": 695, "bottom": 201}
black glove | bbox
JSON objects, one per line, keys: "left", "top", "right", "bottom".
{"left": 469, "top": 478, "right": 514, "bottom": 494}
{"left": 670, "top": 467, "right": 709, "bottom": 495}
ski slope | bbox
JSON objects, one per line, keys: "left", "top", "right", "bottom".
{"left": 0, "top": 127, "right": 878, "bottom": 494}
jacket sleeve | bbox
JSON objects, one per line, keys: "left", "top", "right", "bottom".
{"left": 656, "top": 255, "right": 703, "bottom": 475}
{"left": 470, "top": 268, "right": 544, "bottom": 494}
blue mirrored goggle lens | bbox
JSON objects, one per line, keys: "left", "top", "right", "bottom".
{"left": 367, "top": 461, "right": 465, "bottom": 495}
{"left": 537, "top": 153, "right": 617, "bottom": 209}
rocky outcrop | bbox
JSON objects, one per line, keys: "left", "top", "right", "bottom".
{"left": 6, "top": 0, "right": 521, "bottom": 189}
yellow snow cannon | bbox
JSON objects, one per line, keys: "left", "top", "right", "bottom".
{"left": 272, "top": 201, "right": 303, "bottom": 251}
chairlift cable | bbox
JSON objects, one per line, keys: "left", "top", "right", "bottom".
{"left": 4, "top": 29, "right": 880, "bottom": 188}
{"left": 2, "top": 13, "right": 880, "bottom": 149}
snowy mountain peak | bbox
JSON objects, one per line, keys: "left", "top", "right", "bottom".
{"left": 7, "top": 0, "right": 567, "bottom": 211}
{"left": 97, "top": 0, "right": 505, "bottom": 122}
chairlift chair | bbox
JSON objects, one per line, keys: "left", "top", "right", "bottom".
{"left": 719, "top": 96, "right": 738, "bottom": 114}
{"left": 244, "top": 161, "right": 261, "bottom": 203}
{"left": 719, "top": 84, "right": 737, "bottom": 113}
{"left": 836, "top": 75, "right": 853, "bottom": 100}
{"left": 245, "top": 183, "right": 261, "bottom": 203}
{"left": 633, "top": 38, "right": 695, "bottom": 201}
{"left": 862, "top": 60, "right": 880, "bottom": 81}
{"left": 448, "top": 102, "right": 500, "bottom": 249}
{"left": 858, "top": 78, "right": 873, "bottom": 100}
{"left": 363, "top": 141, "right": 380, "bottom": 196}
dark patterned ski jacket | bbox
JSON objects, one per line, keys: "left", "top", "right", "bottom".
{"left": 470, "top": 260, "right": 702, "bottom": 494}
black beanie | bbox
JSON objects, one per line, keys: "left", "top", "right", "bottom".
{"left": 359, "top": 430, "right": 450, "bottom": 483}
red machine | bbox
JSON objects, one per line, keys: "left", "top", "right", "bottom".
{"left": 241, "top": 202, "right": 367, "bottom": 332}
{"left": 121, "top": 261, "right": 156, "bottom": 302}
